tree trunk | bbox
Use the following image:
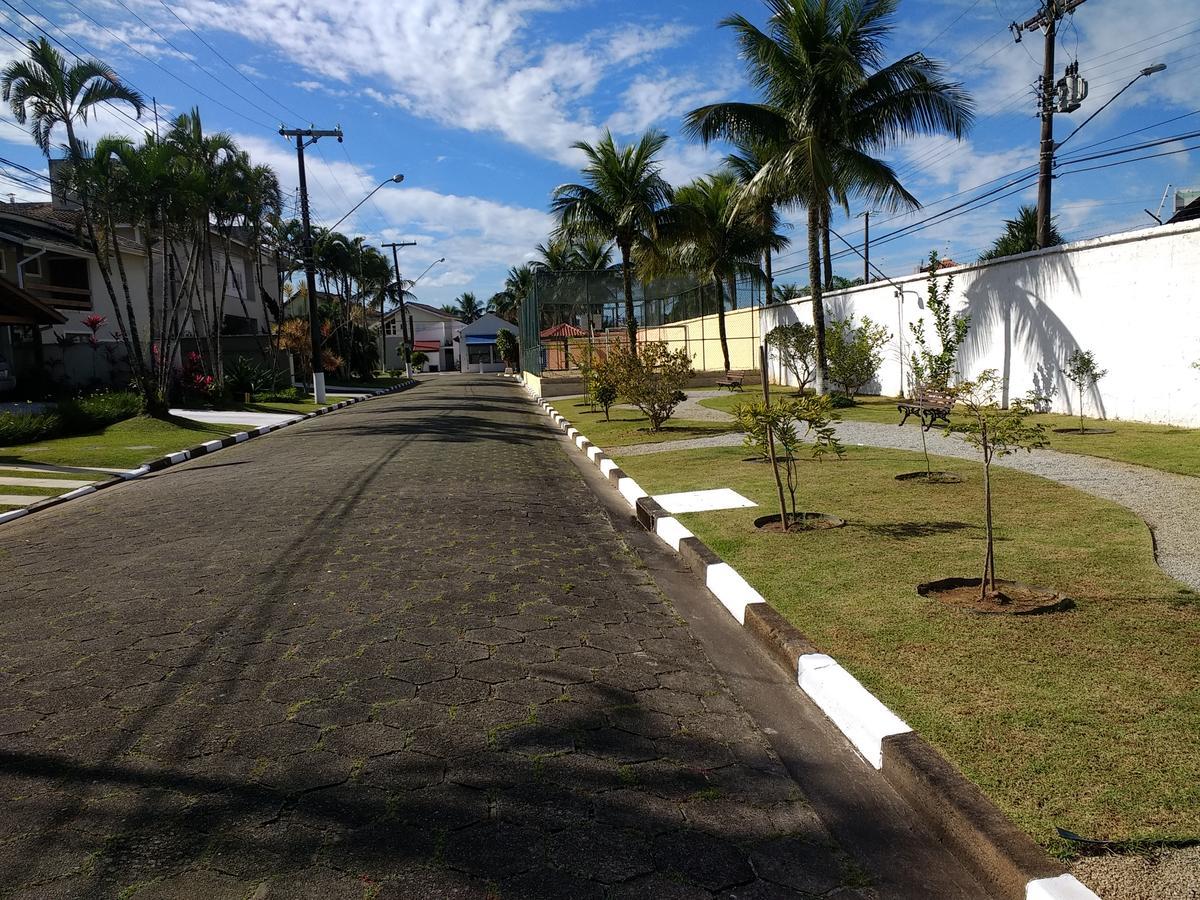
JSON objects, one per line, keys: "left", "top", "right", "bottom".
{"left": 982, "top": 444, "right": 995, "bottom": 601}
{"left": 714, "top": 277, "right": 730, "bottom": 372}
{"left": 821, "top": 204, "right": 833, "bottom": 290}
{"left": 808, "top": 205, "right": 828, "bottom": 394}
{"left": 620, "top": 241, "right": 637, "bottom": 357}
{"left": 764, "top": 246, "right": 774, "bottom": 307}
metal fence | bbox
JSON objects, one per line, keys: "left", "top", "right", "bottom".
{"left": 519, "top": 269, "right": 768, "bottom": 376}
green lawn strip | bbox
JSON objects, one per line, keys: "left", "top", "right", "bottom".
{"left": 554, "top": 398, "right": 738, "bottom": 448}
{"left": 613, "top": 444, "right": 1200, "bottom": 855}
{"left": 699, "top": 392, "right": 1200, "bottom": 477}
{"left": 0, "top": 416, "right": 244, "bottom": 470}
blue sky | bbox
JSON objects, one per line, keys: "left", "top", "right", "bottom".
{"left": 0, "top": 0, "right": 1195, "bottom": 307}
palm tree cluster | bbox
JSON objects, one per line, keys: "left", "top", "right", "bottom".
{"left": 2, "top": 37, "right": 294, "bottom": 412}
{"left": 530, "top": 0, "right": 973, "bottom": 385}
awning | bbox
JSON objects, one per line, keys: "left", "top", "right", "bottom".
{"left": 413, "top": 340, "right": 440, "bottom": 351}
{"left": 464, "top": 335, "right": 496, "bottom": 345}
{"left": 0, "top": 278, "right": 68, "bottom": 326}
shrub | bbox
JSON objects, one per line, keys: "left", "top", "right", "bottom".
{"left": 765, "top": 323, "right": 816, "bottom": 392}
{"left": 584, "top": 352, "right": 620, "bottom": 421}
{"left": 409, "top": 351, "right": 428, "bottom": 372}
{"left": 224, "top": 356, "right": 278, "bottom": 397}
{"left": 607, "top": 341, "right": 693, "bottom": 432}
{"left": 910, "top": 251, "right": 969, "bottom": 390}
{"left": 0, "top": 409, "right": 59, "bottom": 445}
{"left": 254, "top": 387, "right": 305, "bottom": 403}
{"left": 494, "top": 329, "right": 519, "bottom": 368}
{"left": 825, "top": 315, "right": 890, "bottom": 397}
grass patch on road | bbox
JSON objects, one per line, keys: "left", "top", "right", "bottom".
{"left": 0, "top": 416, "right": 242, "bottom": 470}
{"left": 614, "top": 443, "right": 1200, "bottom": 855}
{"left": 554, "top": 398, "right": 737, "bottom": 449}
{"left": 699, "top": 392, "right": 1200, "bottom": 477}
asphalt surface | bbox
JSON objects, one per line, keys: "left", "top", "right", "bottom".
{"left": 0, "top": 374, "right": 986, "bottom": 898}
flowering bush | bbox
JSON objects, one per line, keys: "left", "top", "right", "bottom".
{"left": 181, "top": 352, "right": 214, "bottom": 400}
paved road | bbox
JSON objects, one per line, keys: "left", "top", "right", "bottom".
{"left": 0, "top": 375, "right": 973, "bottom": 899}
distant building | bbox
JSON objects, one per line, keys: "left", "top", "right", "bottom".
{"left": 377, "top": 302, "right": 462, "bottom": 372}
{"left": 455, "top": 313, "right": 515, "bottom": 373}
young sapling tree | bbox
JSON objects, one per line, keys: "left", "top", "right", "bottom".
{"left": 1062, "top": 349, "right": 1107, "bottom": 434}
{"left": 949, "top": 371, "right": 1047, "bottom": 602}
{"left": 765, "top": 323, "right": 816, "bottom": 393}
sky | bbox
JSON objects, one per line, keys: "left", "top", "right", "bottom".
{"left": 0, "top": 0, "right": 1196, "bottom": 308}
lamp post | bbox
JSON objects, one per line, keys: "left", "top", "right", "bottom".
{"left": 328, "top": 174, "right": 403, "bottom": 234}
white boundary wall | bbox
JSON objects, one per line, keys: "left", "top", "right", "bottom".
{"left": 761, "top": 220, "right": 1200, "bottom": 427}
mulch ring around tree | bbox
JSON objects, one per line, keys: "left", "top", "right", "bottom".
{"left": 895, "top": 471, "right": 964, "bottom": 484}
{"left": 918, "top": 577, "right": 1075, "bottom": 615}
{"left": 1052, "top": 427, "right": 1116, "bottom": 435}
{"left": 754, "top": 512, "right": 845, "bottom": 533}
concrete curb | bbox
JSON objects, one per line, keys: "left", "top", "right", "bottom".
{"left": 519, "top": 380, "right": 1098, "bottom": 900}
{"left": 0, "top": 379, "right": 420, "bottom": 529}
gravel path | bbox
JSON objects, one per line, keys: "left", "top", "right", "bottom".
{"left": 615, "top": 421, "right": 1200, "bottom": 592}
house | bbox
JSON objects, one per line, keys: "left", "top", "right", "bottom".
{"left": 0, "top": 188, "right": 279, "bottom": 392}
{"left": 378, "top": 302, "right": 462, "bottom": 372}
{"left": 455, "top": 313, "right": 517, "bottom": 373}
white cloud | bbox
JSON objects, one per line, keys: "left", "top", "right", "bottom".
{"left": 159, "top": 1, "right": 693, "bottom": 164}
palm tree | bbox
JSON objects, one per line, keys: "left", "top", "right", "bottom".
{"left": 685, "top": 0, "right": 973, "bottom": 392}
{"left": 531, "top": 238, "right": 575, "bottom": 273}
{"left": 488, "top": 264, "right": 533, "bottom": 323}
{"left": 454, "top": 291, "right": 483, "bottom": 324}
{"left": 668, "top": 172, "right": 786, "bottom": 371}
{"left": 979, "top": 205, "right": 1063, "bottom": 260}
{"left": 724, "top": 138, "right": 792, "bottom": 310}
{"left": 570, "top": 235, "right": 616, "bottom": 271}
{"left": 551, "top": 129, "right": 673, "bottom": 357}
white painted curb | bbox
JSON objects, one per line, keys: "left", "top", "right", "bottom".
{"left": 704, "top": 562, "right": 763, "bottom": 625}
{"left": 654, "top": 516, "right": 694, "bottom": 552}
{"left": 797, "top": 653, "right": 912, "bottom": 769}
{"left": 1027, "top": 875, "right": 1102, "bottom": 900}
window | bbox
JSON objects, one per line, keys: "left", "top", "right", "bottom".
{"left": 0, "top": 252, "right": 6, "bottom": 274}
{"left": 386, "top": 320, "right": 398, "bottom": 336}
{"left": 22, "top": 255, "right": 40, "bottom": 277}
{"left": 467, "top": 343, "right": 494, "bottom": 365}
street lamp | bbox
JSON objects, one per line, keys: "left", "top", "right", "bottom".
{"left": 1055, "top": 64, "right": 1166, "bottom": 153}
{"left": 328, "top": 173, "right": 403, "bottom": 233}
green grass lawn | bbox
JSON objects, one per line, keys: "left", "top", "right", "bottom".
{"left": 553, "top": 397, "right": 738, "bottom": 448}
{"left": 614, "top": 444, "right": 1200, "bottom": 855}
{"left": 0, "top": 416, "right": 243, "bottom": 471}
{"left": 699, "top": 391, "right": 1200, "bottom": 477}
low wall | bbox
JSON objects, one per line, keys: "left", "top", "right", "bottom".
{"left": 762, "top": 220, "right": 1200, "bottom": 427}
{"left": 641, "top": 306, "right": 762, "bottom": 373}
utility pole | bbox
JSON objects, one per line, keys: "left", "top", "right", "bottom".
{"left": 862, "top": 212, "right": 869, "bottom": 283}
{"left": 382, "top": 240, "right": 417, "bottom": 376}
{"left": 1012, "top": 0, "right": 1087, "bottom": 249}
{"left": 280, "top": 125, "right": 343, "bottom": 402}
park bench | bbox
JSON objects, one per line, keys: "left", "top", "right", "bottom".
{"left": 898, "top": 385, "right": 956, "bottom": 431}
{"left": 715, "top": 371, "right": 746, "bottom": 391}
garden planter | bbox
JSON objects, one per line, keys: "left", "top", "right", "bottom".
{"left": 895, "top": 471, "right": 963, "bottom": 484}
{"left": 1052, "top": 427, "right": 1115, "bottom": 435}
{"left": 917, "top": 577, "right": 1074, "bottom": 615}
{"left": 753, "top": 512, "right": 845, "bottom": 533}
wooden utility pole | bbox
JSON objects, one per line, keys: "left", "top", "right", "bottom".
{"left": 280, "top": 126, "right": 343, "bottom": 402}
{"left": 1011, "top": 0, "right": 1087, "bottom": 249}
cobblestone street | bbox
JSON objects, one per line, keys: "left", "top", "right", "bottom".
{"left": 0, "top": 375, "right": 884, "bottom": 899}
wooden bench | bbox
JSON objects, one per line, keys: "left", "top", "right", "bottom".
{"left": 898, "top": 385, "right": 955, "bottom": 431}
{"left": 715, "top": 371, "right": 746, "bottom": 391}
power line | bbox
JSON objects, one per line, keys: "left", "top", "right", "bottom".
{"left": 51, "top": 0, "right": 277, "bottom": 132}
{"left": 153, "top": 0, "right": 305, "bottom": 121}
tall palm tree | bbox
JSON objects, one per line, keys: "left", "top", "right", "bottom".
{"left": 531, "top": 238, "right": 575, "bottom": 273}
{"left": 569, "top": 235, "right": 616, "bottom": 271}
{"left": 980, "top": 205, "right": 1063, "bottom": 260}
{"left": 685, "top": 0, "right": 973, "bottom": 392}
{"left": 488, "top": 264, "right": 532, "bottom": 323}
{"left": 454, "top": 291, "right": 483, "bottom": 324}
{"left": 666, "top": 172, "right": 785, "bottom": 371}
{"left": 551, "top": 129, "right": 673, "bottom": 357}
{"left": 724, "top": 138, "right": 792, "bottom": 313}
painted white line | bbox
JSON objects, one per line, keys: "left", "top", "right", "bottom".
{"left": 201, "top": 440, "right": 224, "bottom": 452}
{"left": 166, "top": 451, "right": 190, "bottom": 465}
{"left": 655, "top": 516, "right": 694, "bottom": 552}
{"left": 57, "top": 486, "right": 97, "bottom": 501}
{"left": 1026, "top": 875, "right": 1102, "bottom": 900}
{"left": 655, "top": 488, "right": 757, "bottom": 514}
{"left": 616, "top": 476, "right": 647, "bottom": 508}
{"left": 705, "top": 562, "right": 763, "bottom": 624}
{"left": 586, "top": 445, "right": 603, "bottom": 462}
{"left": 797, "top": 653, "right": 912, "bottom": 769}
{"left": 599, "top": 458, "right": 619, "bottom": 477}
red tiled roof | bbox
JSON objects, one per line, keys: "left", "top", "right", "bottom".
{"left": 539, "top": 322, "right": 586, "bottom": 338}
{"left": 413, "top": 340, "right": 440, "bottom": 351}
